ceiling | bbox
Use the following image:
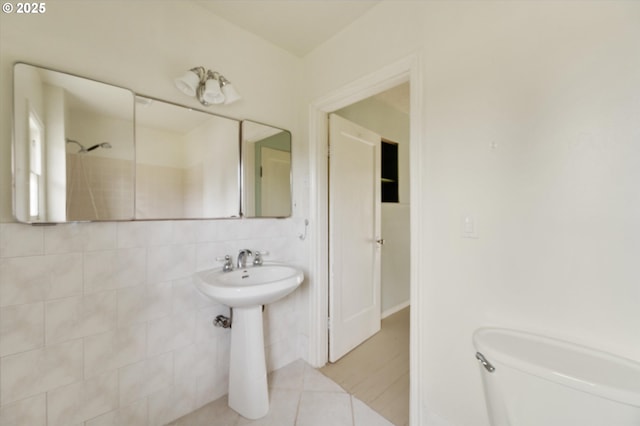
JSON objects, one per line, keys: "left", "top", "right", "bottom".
{"left": 196, "top": 0, "right": 381, "bottom": 57}
{"left": 196, "top": 1, "right": 409, "bottom": 114}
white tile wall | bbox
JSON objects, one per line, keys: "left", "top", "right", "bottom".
{"left": 45, "top": 292, "right": 117, "bottom": 345}
{"left": 83, "top": 325, "right": 146, "bottom": 378}
{"left": 1, "top": 254, "right": 84, "bottom": 306}
{"left": 43, "top": 223, "right": 117, "bottom": 254}
{"left": 47, "top": 371, "right": 119, "bottom": 426}
{"left": 0, "top": 219, "right": 305, "bottom": 425}
{"left": 0, "top": 224, "right": 43, "bottom": 258}
{"left": 0, "top": 393, "right": 47, "bottom": 426}
{"left": 146, "top": 312, "right": 196, "bottom": 356}
{"left": 84, "top": 399, "right": 148, "bottom": 426}
{"left": 147, "top": 244, "right": 196, "bottom": 283}
{"left": 118, "top": 353, "right": 173, "bottom": 406}
{"left": 83, "top": 248, "right": 147, "bottom": 293}
{"left": 0, "top": 302, "right": 44, "bottom": 357}
{"left": 116, "top": 283, "right": 173, "bottom": 327}
{"left": 1, "top": 339, "right": 84, "bottom": 405}
{"left": 147, "top": 381, "right": 197, "bottom": 426}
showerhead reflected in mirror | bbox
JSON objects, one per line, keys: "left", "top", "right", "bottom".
{"left": 241, "top": 121, "right": 292, "bottom": 218}
{"left": 66, "top": 138, "right": 113, "bottom": 153}
{"left": 12, "top": 63, "right": 135, "bottom": 223}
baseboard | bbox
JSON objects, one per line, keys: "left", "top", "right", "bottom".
{"left": 382, "top": 300, "right": 410, "bottom": 319}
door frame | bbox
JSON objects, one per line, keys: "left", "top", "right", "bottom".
{"left": 307, "top": 53, "right": 424, "bottom": 425}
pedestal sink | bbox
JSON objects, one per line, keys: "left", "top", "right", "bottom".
{"left": 194, "top": 261, "right": 304, "bottom": 419}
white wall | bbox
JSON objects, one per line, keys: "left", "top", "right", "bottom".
{"left": 335, "top": 97, "right": 410, "bottom": 314}
{"left": 304, "top": 1, "right": 640, "bottom": 425}
{"left": 0, "top": 2, "right": 306, "bottom": 425}
{"left": 379, "top": 203, "right": 410, "bottom": 315}
{"left": 44, "top": 85, "right": 67, "bottom": 222}
{"left": 136, "top": 126, "right": 185, "bottom": 168}
{"left": 187, "top": 118, "right": 240, "bottom": 218}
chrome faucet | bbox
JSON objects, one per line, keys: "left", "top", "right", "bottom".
{"left": 217, "top": 255, "right": 234, "bottom": 272}
{"left": 236, "top": 249, "right": 254, "bottom": 269}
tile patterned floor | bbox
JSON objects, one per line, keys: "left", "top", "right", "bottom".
{"left": 167, "top": 359, "right": 394, "bottom": 426}
{"left": 320, "top": 307, "right": 410, "bottom": 426}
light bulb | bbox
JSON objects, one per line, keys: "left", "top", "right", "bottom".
{"left": 221, "top": 83, "right": 241, "bottom": 104}
{"left": 174, "top": 70, "right": 200, "bottom": 97}
{"left": 202, "top": 78, "right": 225, "bottom": 104}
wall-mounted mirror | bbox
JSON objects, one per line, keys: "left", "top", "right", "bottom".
{"left": 241, "top": 120, "right": 292, "bottom": 218}
{"left": 13, "top": 64, "right": 291, "bottom": 223}
{"left": 13, "top": 63, "right": 135, "bottom": 223}
{"left": 135, "top": 96, "right": 241, "bottom": 219}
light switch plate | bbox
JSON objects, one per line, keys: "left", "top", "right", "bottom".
{"left": 462, "top": 215, "right": 478, "bottom": 239}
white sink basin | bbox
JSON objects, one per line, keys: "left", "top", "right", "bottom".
{"left": 194, "top": 261, "right": 304, "bottom": 419}
{"left": 195, "top": 262, "right": 304, "bottom": 307}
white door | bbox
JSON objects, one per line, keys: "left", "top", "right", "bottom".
{"left": 329, "top": 113, "right": 382, "bottom": 362}
{"left": 260, "top": 147, "right": 291, "bottom": 216}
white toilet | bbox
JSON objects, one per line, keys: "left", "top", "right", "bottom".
{"left": 473, "top": 328, "right": 640, "bottom": 426}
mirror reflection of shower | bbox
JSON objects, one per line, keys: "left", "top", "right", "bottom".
{"left": 66, "top": 138, "right": 112, "bottom": 220}
{"left": 66, "top": 138, "right": 112, "bottom": 154}
{"left": 87, "top": 142, "right": 112, "bottom": 152}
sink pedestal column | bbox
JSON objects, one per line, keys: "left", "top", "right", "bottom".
{"left": 228, "top": 305, "right": 269, "bottom": 419}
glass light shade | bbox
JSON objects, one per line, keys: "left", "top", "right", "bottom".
{"left": 221, "top": 83, "right": 241, "bottom": 104}
{"left": 202, "top": 78, "right": 225, "bottom": 104}
{"left": 174, "top": 71, "right": 200, "bottom": 97}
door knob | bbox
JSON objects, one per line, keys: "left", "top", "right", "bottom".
{"left": 376, "top": 239, "right": 385, "bottom": 245}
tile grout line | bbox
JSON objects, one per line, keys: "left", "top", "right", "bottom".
{"left": 349, "top": 394, "right": 356, "bottom": 426}
{"left": 293, "top": 387, "right": 303, "bottom": 426}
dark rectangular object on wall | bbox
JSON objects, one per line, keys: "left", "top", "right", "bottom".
{"left": 381, "top": 140, "right": 399, "bottom": 203}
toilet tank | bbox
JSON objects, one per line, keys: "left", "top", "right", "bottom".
{"left": 473, "top": 328, "right": 640, "bottom": 426}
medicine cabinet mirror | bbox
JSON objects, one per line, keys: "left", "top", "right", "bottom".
{"left": 13, "top": 63, "right": 135, "bottom": 223}
{"left": 134, "top": 96, "right": 241, "bottom": 219}
{"left": 241, "top": 120, "right": 292, "bottom": 218}
{"left": 13, "top": 64, "right": 291, "bottom": 223}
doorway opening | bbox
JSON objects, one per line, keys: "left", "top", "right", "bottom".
{"left": 331, "top": 85, "right": 411, "bottom": 322}
{"left": 322, "top": 82, "right": 411, "bottom": 426}
{"left": 307, "top": 54, "right": 422, "bottom": 425}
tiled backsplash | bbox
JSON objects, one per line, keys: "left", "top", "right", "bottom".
{"left": 0, "top": 219, "right": 306, "bottom": 425}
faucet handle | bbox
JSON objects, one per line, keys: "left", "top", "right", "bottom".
{"left": 216, "top": 255, "right": 234, "bottom": 272}
{"left": 253, "top": 250, "right": 269, "bottom": 266}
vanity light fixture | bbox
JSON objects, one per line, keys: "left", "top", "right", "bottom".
{"left": 174, "top": 67, "right": 241, "bottom": 106}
